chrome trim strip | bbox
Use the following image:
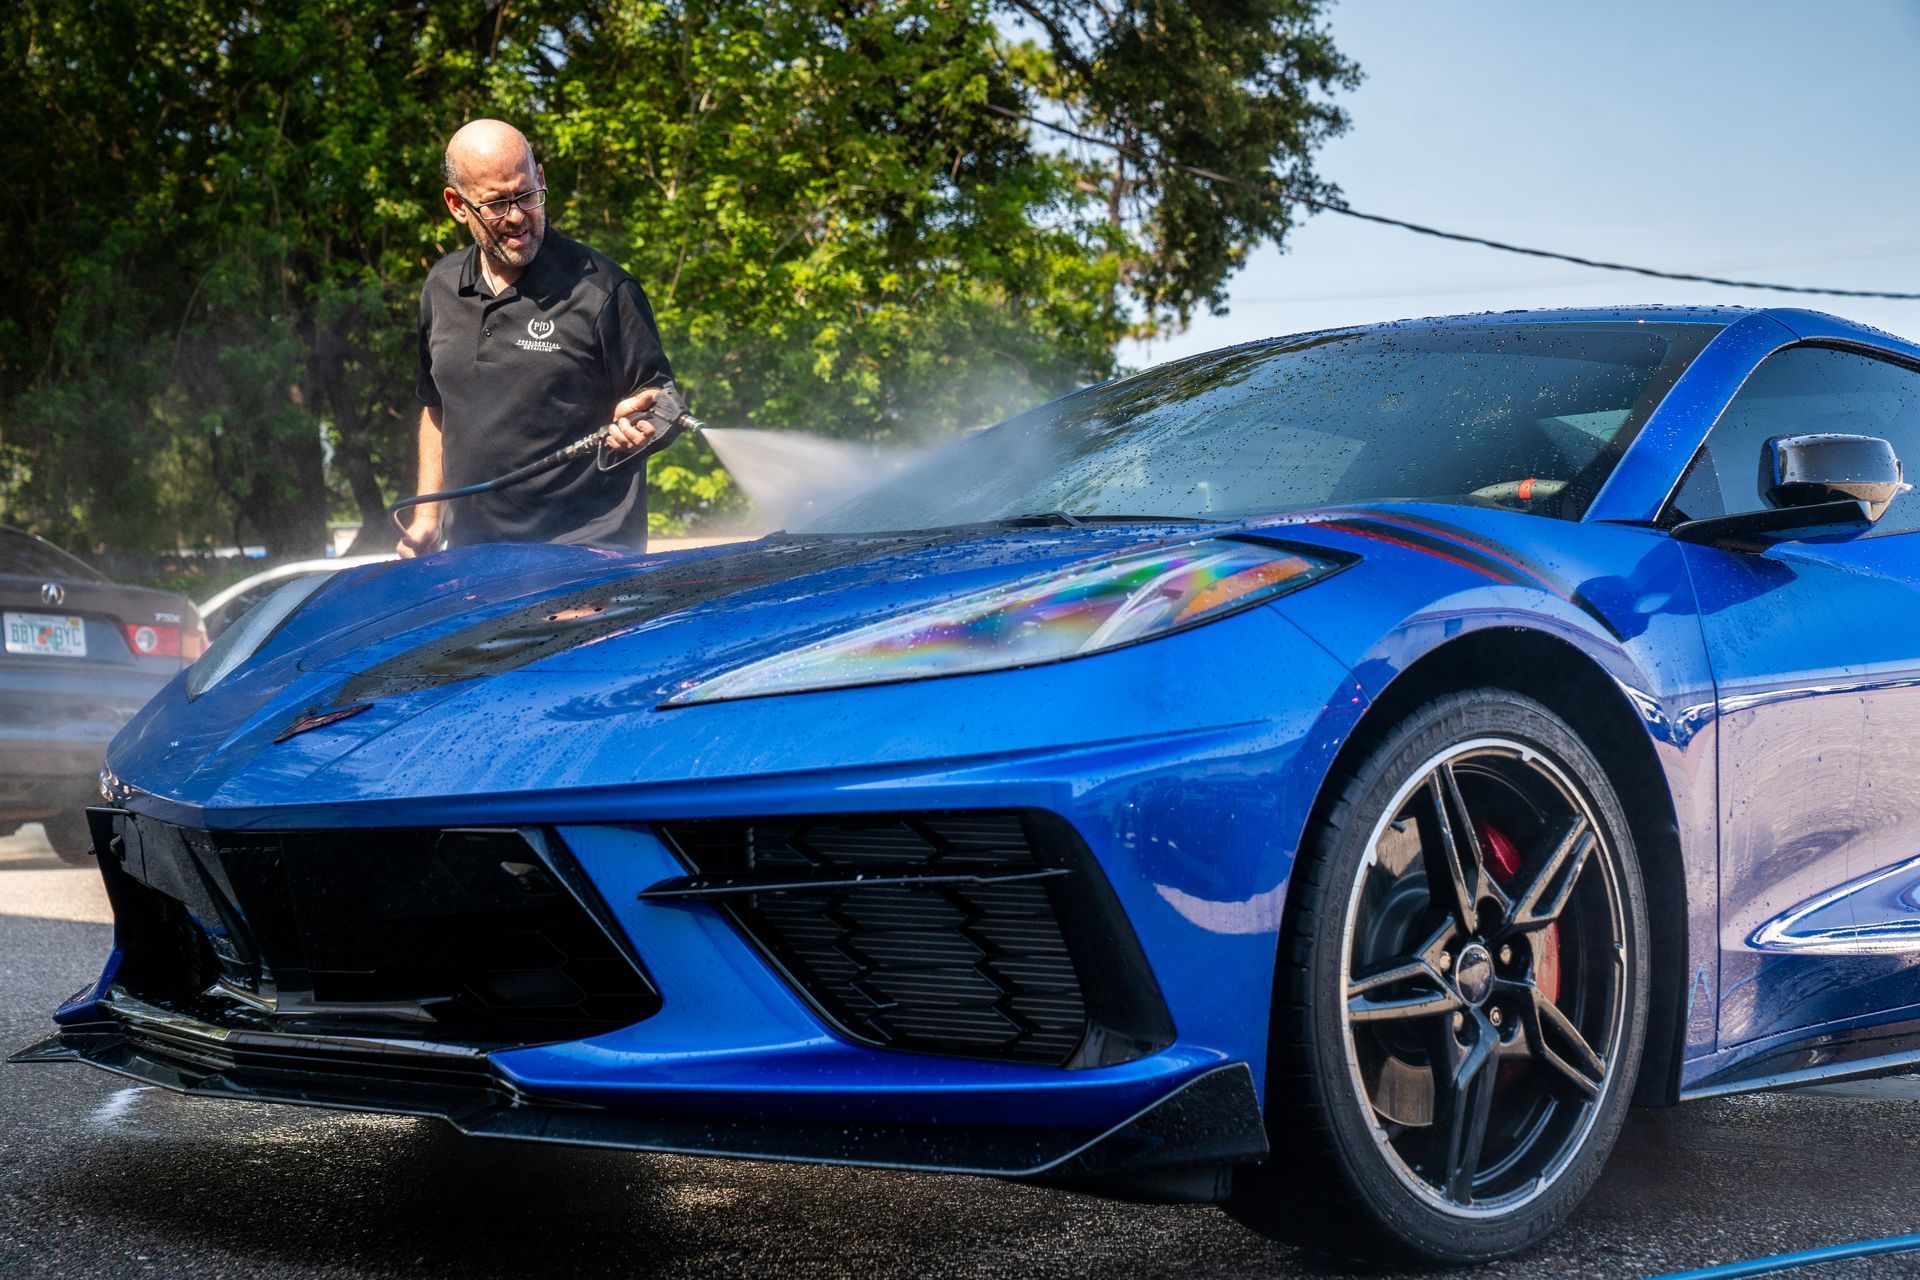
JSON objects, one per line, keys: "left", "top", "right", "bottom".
{"left": 1750, "top": 853, "right": 1920, "bottom": 956}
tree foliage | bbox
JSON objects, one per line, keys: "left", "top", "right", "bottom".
{"left": 2, "top": 0, "right": 1354, "bottom": 555}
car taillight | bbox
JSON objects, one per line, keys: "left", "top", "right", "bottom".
{"left": 122, "top": 623, "right": 183, "bottom": 658}
{"left": 182, "top": 625, "right": 208, "bottom": 662}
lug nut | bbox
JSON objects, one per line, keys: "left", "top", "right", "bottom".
{"left": 1452, "top": 1012, "right": 1465, "bottom": 1032}
{"left": 1499, "top": 945, "right": 1513, "bottom": 966}
{"left": 1489, "top": 1007, "right": 1503, "bottom": 1028}
{"left": 1438, "top": 952, "right": 1452, "bottom": 972}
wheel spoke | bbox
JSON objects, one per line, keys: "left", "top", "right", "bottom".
{"left": 1423, "top": 766, "right": 1483, "bottom": 933}
{"left": 1508, "top": 816, "right": 1594, "bottom": 932}
{"left": 1522, "top": 986, "right": 1606, "bottom": 1100}
{"left": 1348, "top": 919, "right": 1463, "bottom": 1023}
{"left": 1349, "top": 985, "right": 1464, "bottom": 1024}
{"left": 1429, "top": 1019, "right": 1499, "bottom": 1202}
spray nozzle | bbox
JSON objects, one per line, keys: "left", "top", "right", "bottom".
{"left": 635, "top": 380, "right": 702, "bottom": 438}
{"left": 598, "top": 381, "right": 702, "bottom": 472}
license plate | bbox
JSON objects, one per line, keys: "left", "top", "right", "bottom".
{"left": 4, "top": 612, "right": 87, "bottom": 657}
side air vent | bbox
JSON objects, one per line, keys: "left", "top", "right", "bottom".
{"left": 652, "top": 811, "right": 1174, "bottom": 1069}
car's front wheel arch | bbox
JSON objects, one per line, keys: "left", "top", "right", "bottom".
{"left": 1222, "top": 625, "right": 1696, "bottom": 1263}
{"left": 1306, "top": 627, "right": 1690, "bottom": 1109}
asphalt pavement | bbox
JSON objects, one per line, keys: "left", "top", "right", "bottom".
{"left": 5, "top": 825, "right": 1920, "bottom": 1280}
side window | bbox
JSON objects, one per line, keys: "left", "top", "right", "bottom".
{"left": 1667, "top": 448, "right": 1724, "bottom": 523}
{"left": 1695, "top": 345, "right": 1920, "bottom": 535}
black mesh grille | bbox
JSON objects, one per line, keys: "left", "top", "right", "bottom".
{"left": 656, "top": 812, "right": 1174, "bottom": 1068}
{"left": 98, "top": 813, "right": 659, "bottom": 1045}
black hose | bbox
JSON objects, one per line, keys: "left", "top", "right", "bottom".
{"left": 388, "top": 382, "right": 700, "bottom": 539}
{"left": 388, "top": 426, "right": 610, "bottom": 535}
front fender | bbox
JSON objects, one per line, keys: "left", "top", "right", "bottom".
{"left": 1255, "top": 504, "right": 1720, "bottom": 1068}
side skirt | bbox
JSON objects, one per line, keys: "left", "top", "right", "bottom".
{"left": 1680, "top": 1014, "right": 1920, "bottom": 1100}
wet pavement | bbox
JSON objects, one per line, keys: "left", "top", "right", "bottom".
{"left": 4, "top": 824, "right": 1920, "bottom": 1279}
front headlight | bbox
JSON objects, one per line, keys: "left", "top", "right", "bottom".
{"left": 186, "top": 573, "right": 331, "bottom": 699}
{"left": 662, "top": 536, "right": 1352, "bottom": 706}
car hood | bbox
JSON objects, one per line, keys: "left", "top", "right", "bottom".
{"left": 295, "top": 526, "right": 1212, "bottom": 688}
{"left": 112, "top": 523, "right": 1286, "bottom": 808}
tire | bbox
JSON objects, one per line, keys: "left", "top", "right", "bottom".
{"left": 41, "top": 811, "right": 98, "bottom": 867}
{"left": 1226, "top": 689, "right": 1649, "bottom": 1265}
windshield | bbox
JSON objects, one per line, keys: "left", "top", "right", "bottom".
{"left": 795, "top": 321, "right": 1719, "bottom": 533}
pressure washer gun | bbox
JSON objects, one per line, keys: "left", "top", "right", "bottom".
{"left": 388, "top": 381, "right": 703, "bottom": 536}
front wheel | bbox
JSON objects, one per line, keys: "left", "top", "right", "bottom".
{"left": 1228, "top": 690, "right": 1648, "bottom": 1264}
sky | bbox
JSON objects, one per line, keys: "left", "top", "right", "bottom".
{"left": 1120, "top": 0, "right": 1920, "bottom": 369}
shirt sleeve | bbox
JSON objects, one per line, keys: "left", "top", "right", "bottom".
{"left": 597, "top": 277, "right": 674, "bottom": 400}
{"left": 415, "top": 286, "right": 442, "bottom": 408}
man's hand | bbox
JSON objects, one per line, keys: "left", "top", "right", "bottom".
{"left": 396, "top": 511, "right": 441, "bottom": 559}
{"left": 605, "top": 386, "right": 663, "bottom": 453}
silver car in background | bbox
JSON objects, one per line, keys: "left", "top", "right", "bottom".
{"left": 196, "top": 553, "right": 396, "bottom": 640}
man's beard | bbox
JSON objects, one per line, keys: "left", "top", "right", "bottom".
{"left": 471, "top": 212, "right": 544, "bottom": 272}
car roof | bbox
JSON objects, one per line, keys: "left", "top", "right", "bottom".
{"left": 1228, "top": 303, "right": 1913, "bottom": 348}
{"left": 1361, "top": 303, "right": 1756, "bottom": 328}
{"left": 1161, "top": 305, "right": 1920, "bottom": 379}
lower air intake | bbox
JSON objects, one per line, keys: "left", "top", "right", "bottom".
{"left": 96, "top": 811, "right": 660, "bottom": 1045}
{"left": 654, "top": 811, "right": 1174, "bottom": 1068}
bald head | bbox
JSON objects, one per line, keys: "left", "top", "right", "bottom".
{"left": 444, "top": 118, "right": 534, "bottom": 189}
{"left": 441, "top": 119, "right": 546, "bottom": 283}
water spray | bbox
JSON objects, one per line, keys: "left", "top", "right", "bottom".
{"left": 388, "top": 381, "right": 705, "bottom": 535}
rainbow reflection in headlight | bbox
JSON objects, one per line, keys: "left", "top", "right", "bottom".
{"left": 662, "top": 537, "right": 1351, "bottom": 706}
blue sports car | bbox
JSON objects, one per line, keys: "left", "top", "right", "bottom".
{"left": 19, "top": 305, "right": 1920, "bottom": 1264}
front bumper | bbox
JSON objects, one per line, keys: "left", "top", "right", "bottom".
{"left": 13, "top": 989, "right": 1263, "bottom": 1188}
{"left": 26, "top": 610, "right": 1364, "bottom": 1192}
{"left": 17, "top": 801, "right": 1275, "bottom": 1193}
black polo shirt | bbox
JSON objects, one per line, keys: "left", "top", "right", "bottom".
{"left": 416, "top": 228, "right": 674, "bottom": 547}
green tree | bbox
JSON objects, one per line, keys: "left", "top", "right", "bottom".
{"left": 1, "top": 0, "right": 1354, "bottom": 556}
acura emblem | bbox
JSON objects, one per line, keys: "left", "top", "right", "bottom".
{"left": 40, "top": 582, "right": 64, "bottom": 607}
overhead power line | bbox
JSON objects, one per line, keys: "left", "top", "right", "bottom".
{"left": 985, "top": 104, "right": 1920, "bottom": 302}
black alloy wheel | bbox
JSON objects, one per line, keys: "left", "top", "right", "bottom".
{"left": 1227, "top": 689, "right": 1648, "bottom": 1264}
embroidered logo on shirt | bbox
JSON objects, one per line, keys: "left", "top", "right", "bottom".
{"left": 518, "top": 317, "right": 562, "bottom": 353}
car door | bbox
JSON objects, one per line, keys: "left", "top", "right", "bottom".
{"left": 1670, "top": 343, "right": 1920, "bottom": 1050}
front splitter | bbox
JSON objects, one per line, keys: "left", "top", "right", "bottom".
{"left": 11, "top": 1002, "right": 1268, "bottom": 1193}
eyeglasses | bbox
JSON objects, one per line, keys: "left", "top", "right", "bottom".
{"left": 459, "top": 187, "right": 548, "bottom": 222}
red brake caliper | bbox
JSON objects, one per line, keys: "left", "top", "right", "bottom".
{"left": 1478, "top": 822, "right": 1560, "bottom": 1086}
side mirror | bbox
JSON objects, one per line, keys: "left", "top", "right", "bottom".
{"left": 1675, "top": 432, "right": 1909, "bottom": 552}
{"left": 1763, "top": 432, "right": 1907, "bottom": 519}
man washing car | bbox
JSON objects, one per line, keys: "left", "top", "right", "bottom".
{"left": 400, "top": 118, "right": 681, "bottom": 554}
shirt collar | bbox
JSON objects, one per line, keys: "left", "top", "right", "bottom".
{"left": 454, "top": 229, "right": 585, "bottom": 303}
{"left": 457, "top": 243, "right": 483, "bottom": 295}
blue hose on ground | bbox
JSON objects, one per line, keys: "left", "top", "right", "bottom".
{"left": 1651, "top": 1233, "right": 1920, "bottom": 1279}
